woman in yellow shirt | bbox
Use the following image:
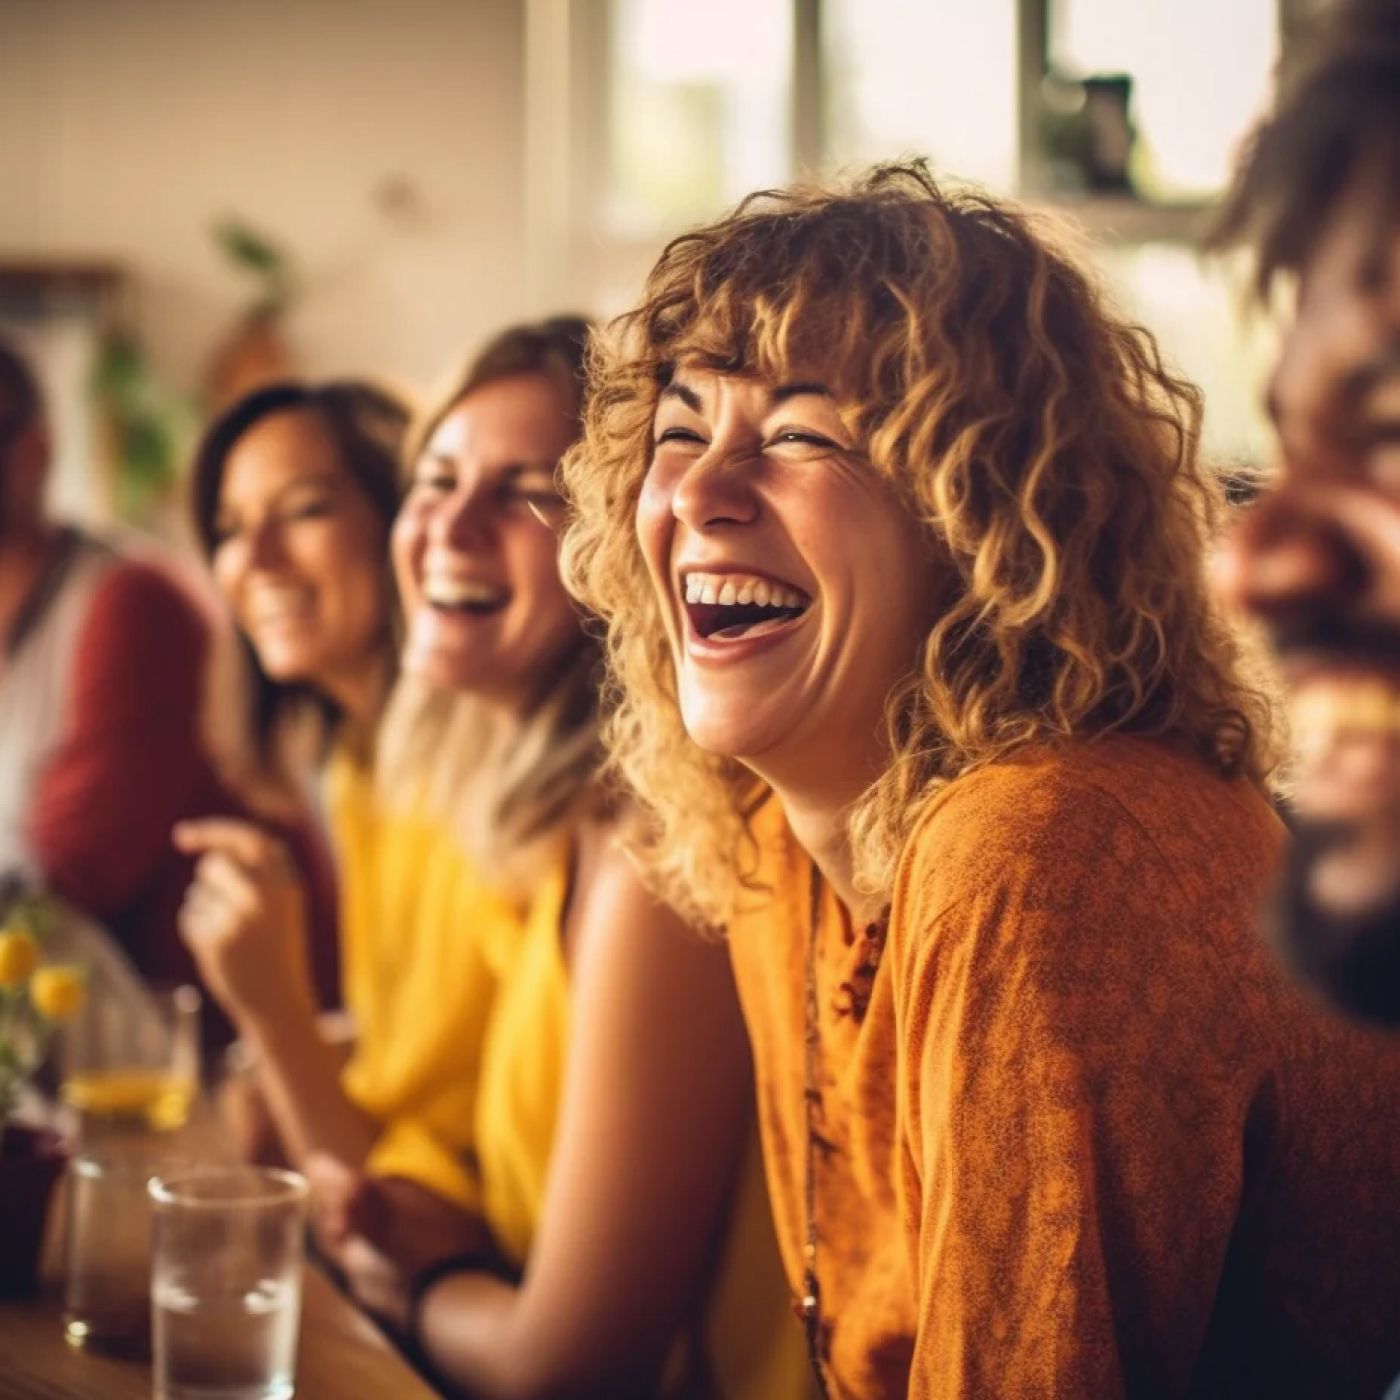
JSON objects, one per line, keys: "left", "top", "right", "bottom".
{"left": 176, "top": 381, "right": 496, "bottom": 1252}
{"left": 321, "top": 318, "right": 808, "bottom": 1397}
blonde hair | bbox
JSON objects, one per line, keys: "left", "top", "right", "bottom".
{"left": 377, "top": 317, "right": 603, "bottom": 894}
{"left": 561, "top": 161, "right": 1280, "bottom": 930}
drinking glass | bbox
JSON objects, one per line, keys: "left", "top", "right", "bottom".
{"left": 61, "top": 983, "right": 201, "bottom": 1137}
{"left": 63, "top": 1144, "right": 193, "bottom": 1357}
{"left": 149, "top": 1167, "right": 308, "bottom": 1400}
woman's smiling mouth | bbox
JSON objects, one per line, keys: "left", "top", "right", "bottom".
{"left": 680, "top": 569, "right": 811, "bottom": 643}
{"left": 422, "top": 571, "right": 511, "bottom": 617}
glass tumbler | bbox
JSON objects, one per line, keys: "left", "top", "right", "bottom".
{"left": 63, "top": 1146, "right": 190, "bottom": 1357}
{"left": 149, "top": 1167, "right": 309, "bottom": 1400}
{"left": 61, "top": 983, "right": 202, "bottom": 1139}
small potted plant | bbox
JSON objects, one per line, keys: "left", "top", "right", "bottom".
{"left": 0, "top": 892, "right": 85, "bottom": 1297}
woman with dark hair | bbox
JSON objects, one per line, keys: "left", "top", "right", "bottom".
{"left": 562, "top": 161, "right": 1400, "bottom": 1397}
{"left": 187, "top": 380, "right": 406, "bottom": 788}
{"left": 176, "top": 378, "right": 504, "bottom": 1243}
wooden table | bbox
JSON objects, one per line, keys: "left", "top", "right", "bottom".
{"left": 0, "top": 1100, "right": 437, "bottom": 1399}
{"left": 0, "top": 1265, "right": 439, "bottom": 1398}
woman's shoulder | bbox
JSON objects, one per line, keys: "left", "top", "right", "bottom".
{"left": 895, "top": 735, "right": 1282, "bottom": 935}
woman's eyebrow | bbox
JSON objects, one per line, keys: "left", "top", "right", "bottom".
{"left": 769, "top": 381, "right": 833, "bottom": 405}
{"left": 660, "top": 380, "right": 703, "bottom": 412}
{"left": 500, "top": 461, "right": 562, "bottom": 481}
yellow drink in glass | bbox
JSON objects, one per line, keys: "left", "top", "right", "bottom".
{"left": 62, "top": 1068, "right": 196, "bottom": 1133}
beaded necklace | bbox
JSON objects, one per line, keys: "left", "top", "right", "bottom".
{"left": 801, "top": 860, "right": 831, "bottom": 1396}
{"left": 800, "top": 859, "right": 889, "bottom": 1398}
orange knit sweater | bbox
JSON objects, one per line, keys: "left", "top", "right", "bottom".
{"left": 727, "top": 737, "right": 1400, "bottom": 1398}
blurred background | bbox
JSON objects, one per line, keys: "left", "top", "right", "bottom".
{"left": 0, "top": 0, "right": 1324, "bottom": 536}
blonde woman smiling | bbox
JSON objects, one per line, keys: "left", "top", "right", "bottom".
{"left": 562, "top": 163, "right": 1400, "bottom": 1397}
{"left": 323, "top": 320, "right": 807, "bottom": 1400}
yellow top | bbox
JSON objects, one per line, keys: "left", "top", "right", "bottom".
{"left": 328, "top": 745, "right": 512, "bottom": 1209}
{"left": 329, "top": 748, "right": 809, "bottom": 1395}
{"left": 474, "top": 853, "right": 814, "bottom": 1400}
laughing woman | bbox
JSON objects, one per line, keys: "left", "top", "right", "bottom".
{"left": 177, "top": 381, "right": 501, "bottom": 1256}
{"left": 562, "top": 162, "right": 1400, "bottom": 1398}
{"left": 325, "top": 320, "right": 808, "bottom": 1400}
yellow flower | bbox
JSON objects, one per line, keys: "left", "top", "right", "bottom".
{"left": 29, "top": 966, "right": 86, "bottom": 1021}
{"left": 0, "top": 929, "right": 39, "bottom": 988}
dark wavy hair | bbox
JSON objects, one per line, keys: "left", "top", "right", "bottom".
{"left": 1211, "top": 0, "right": 1400, "bottom": 296}
{"left": 189, "top": 379, "right": 409, "bottom": 772}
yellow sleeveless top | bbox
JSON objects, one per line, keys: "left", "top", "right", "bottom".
{"left": 474, "top": 856, "right": 814, "bottom": 1400}
{"left": 328, "top": 746, "right": 512, "bottom": 1209}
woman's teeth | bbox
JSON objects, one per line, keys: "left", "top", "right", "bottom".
{"left": 1291, "top": 678, "right": 1400, "bottom": 759}
{"left": 682, "top": 571, "right": 808, "bottom": 640}
{"left": 248, "top": 587, "right": 313, "bottom": 628}
{"left": 683, "top": 572, "right": 805, "bottom": 609}
{"left": 423, "top": 577, "right": 508, "bottom": 611}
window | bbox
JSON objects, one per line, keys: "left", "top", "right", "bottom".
{"left": 558, "top": 0, "right": 1285, "bottom": 461}
{"left": 823, "top": 1, "right": 1018, "bottom": 192}
{"left": 602, "top": 0, "right": 793, "bottom": 237}
{"left": 1049, "top": 0, "right": 1279, "bottom": 201}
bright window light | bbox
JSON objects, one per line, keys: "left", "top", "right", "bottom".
{"left": 1053, "top": 0, "right": 1279, "bottom": 200}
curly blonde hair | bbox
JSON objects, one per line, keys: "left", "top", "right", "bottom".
{"left": 561, "top": 161, "right": 1280, "bottom": 930}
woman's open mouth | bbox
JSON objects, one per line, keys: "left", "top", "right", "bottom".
{"left": 422, "top": 574, "right": 510, "bottom": 618}
{"left": 681, "top": 570, "right": 810, "bottom": 642}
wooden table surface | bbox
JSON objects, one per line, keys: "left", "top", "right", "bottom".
{"left": 0, "top": 1098, "right": 438, "bottom": 1399}
{"left": 0, "top": 1264, "right": 439, "bottom": 1399}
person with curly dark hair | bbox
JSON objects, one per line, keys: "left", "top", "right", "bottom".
{"left": 1212, "top": 0, "right": 1400, "bottom": 1028}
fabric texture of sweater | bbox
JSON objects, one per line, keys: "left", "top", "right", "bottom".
{"left": 727, "top": 736, "right": 1400, "bottom": 1398}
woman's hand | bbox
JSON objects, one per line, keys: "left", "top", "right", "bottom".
{"left": 306, "top": 1153, "right": 498, "bottom": 1333}
{"left": 175, "top": 818, "right": 316, "bottom": 1033}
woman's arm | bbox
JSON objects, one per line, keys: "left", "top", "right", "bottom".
{"left": 174, "top": 818, "right": 380, "bottom": 1173}
{"left": 414, "top": 837, "right": 753, "bottom": 1400}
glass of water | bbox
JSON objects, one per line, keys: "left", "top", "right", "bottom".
{"left": 64, "top": 1145, "right": 195, "bottom": 1357}
{"left": 148, "top": 1167, "right": 308, "bottom": 1400}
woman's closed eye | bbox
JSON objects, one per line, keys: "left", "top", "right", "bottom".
{"left": 654, "top": 425, "right": 708, "bottom": 448}
{"left": 410, "top": 468, "right": 457, "bottom": 496}
{"left": 769, "top": 428, "right": 837, "bottom": 449}
{"left": 280, "top": 494, "right": 335, "bottom": 521}
{"left": 501, "top": 476, "right": 564, "bottom": 515}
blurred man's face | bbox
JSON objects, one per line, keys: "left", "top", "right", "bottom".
{"left": 1216, "top": 172, "right": 1400, "bottom": 1022}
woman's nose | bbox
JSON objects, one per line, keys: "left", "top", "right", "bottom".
{"left": 668, "top": 443, "right": 760, "bottom": 532}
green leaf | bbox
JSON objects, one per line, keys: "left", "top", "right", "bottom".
{"left": 212, "top": 218, "right": 287, "bottom": 277}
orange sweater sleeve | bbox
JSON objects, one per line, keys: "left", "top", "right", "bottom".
{"left": 893, "top": 776, "right": 1266, "bottom": 1398}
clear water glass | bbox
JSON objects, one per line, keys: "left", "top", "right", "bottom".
{"left": 63, "top": 1145, "right": 193, "bottom": 1357}
{"left": 148, "top": 1167, "right": 308, "bottom": 1400}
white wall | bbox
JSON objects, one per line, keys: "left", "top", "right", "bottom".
{"left": 0, "top": 0, "right": 530, "bottom": 397}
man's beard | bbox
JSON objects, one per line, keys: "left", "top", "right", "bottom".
{"left": 1271, "top": 821, "right": 1400, "bottom": 1026}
